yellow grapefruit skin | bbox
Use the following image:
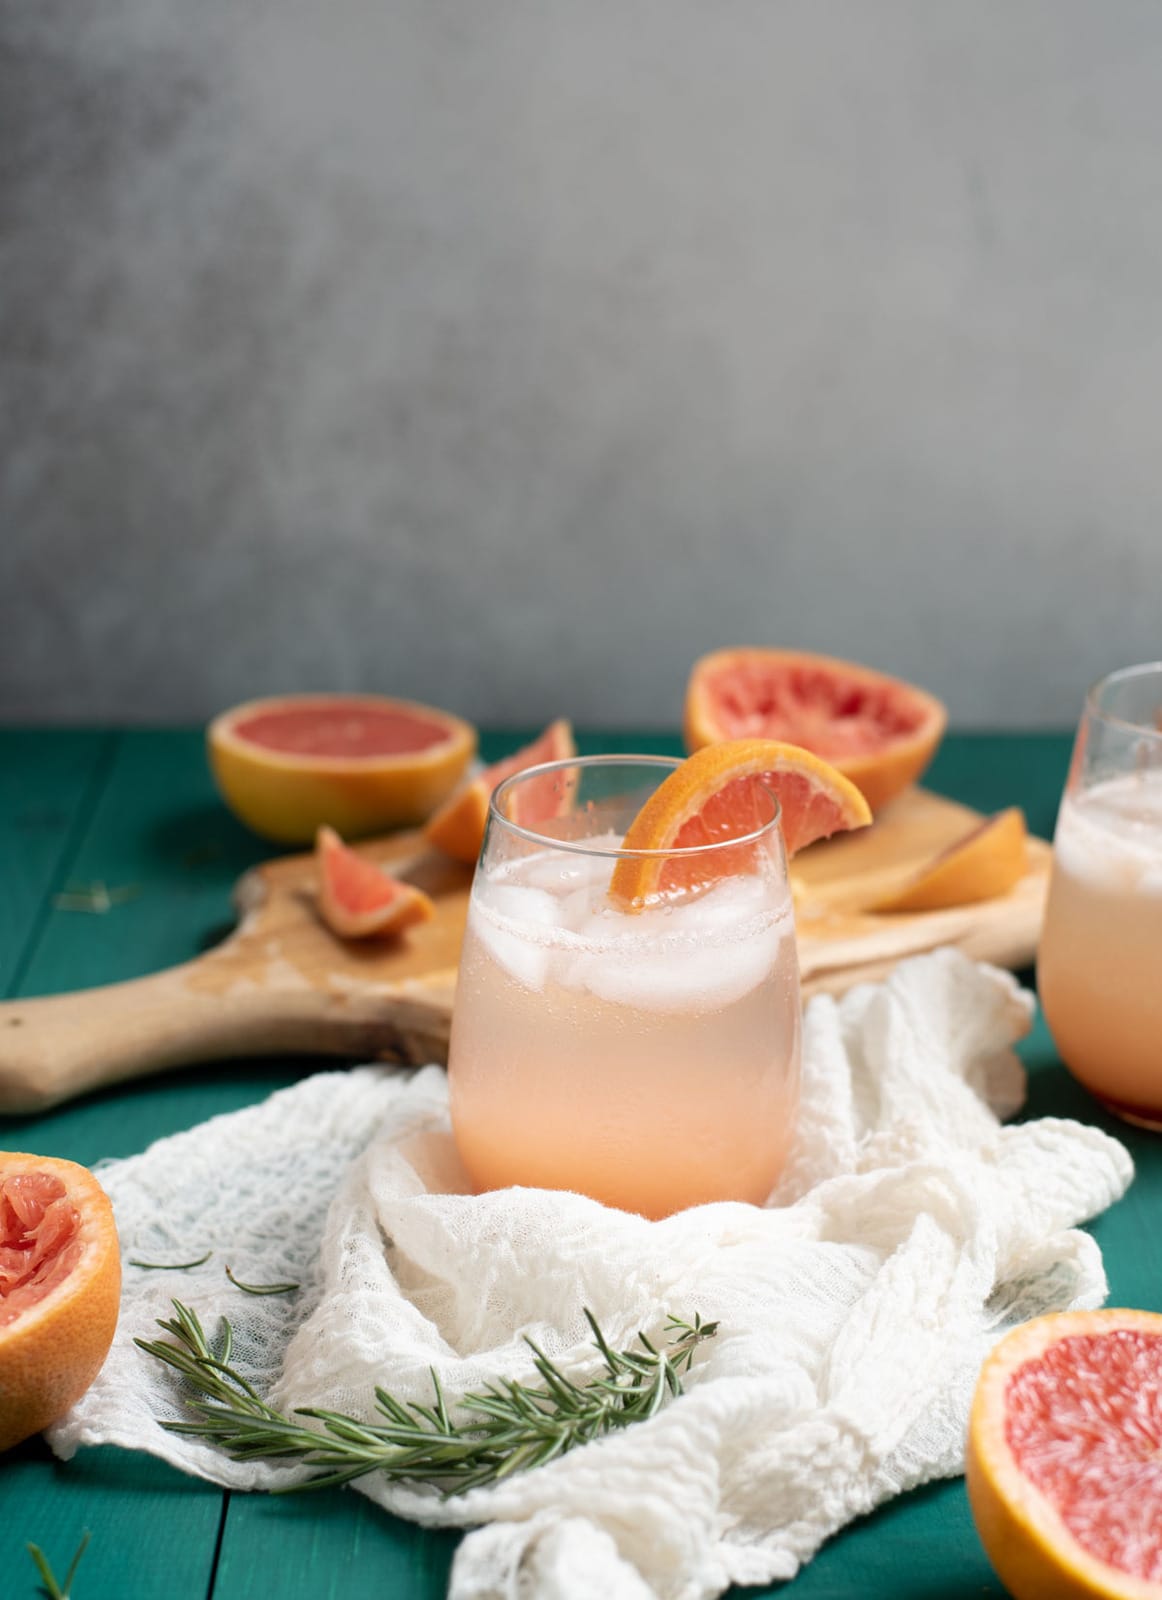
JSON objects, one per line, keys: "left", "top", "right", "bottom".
{"left": 966, "top": 1309, "right": 1162, "bottom": 1600}
{"left": 208, "top": 694, "right": 477, "bottom": 844}
{"left": 0, "top": 1153, "right": 121, "bottom": 1452}
{"left": 871, "top": 807, "right": 1029, "bottom": 913}
{"left": 684, "top": 647, "right": 947, "bottom": 813}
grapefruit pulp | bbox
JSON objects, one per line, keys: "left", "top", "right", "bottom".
{"left": 609, "top": 738, "right": 872, "bottom": 907}
{"left": 0, "top": 1153, "right": 121, "bottom": 1451}
{"left": 967, "top": 1308, "right": 1162, "bottom": 1600}
{"left": 315, "top": 825, "right": 435, "bottom": 939}
{"left": 423, "top": 719, "right": 577, "bottom": 863}
{"left": 684, "top": 648, "right": 947, "bottom": 812}
{"left": 207, "top": 694, "right": 477, "bottom": 844}
{"left": 871, "top": 806, "right": 1029, "bottom": 913}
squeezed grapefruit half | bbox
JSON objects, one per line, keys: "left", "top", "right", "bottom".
{"left": 871, "top": 806, "right": 1029, "bottom": 913}
{"left": 684, "top": 647, "right": 947, "bottom": 812}
{"left": 423, "top": 719, "right": 577, "bottom": 864}
{"left": 208, "top": 693, "right": 477, "bottom": 844}
{"left": 0, "top": 1153, "right": 121, "bottom": 1451}
{"left": 609, "top": 738, "right": 872, "bottom": 907}
{"left": 315, "top": 825, "right": 435, "bottom": 939}
{"left": 967, "top": 1308, "right": 1162, "bottom": 1600}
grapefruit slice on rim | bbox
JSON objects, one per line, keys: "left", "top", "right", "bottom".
{"left": 609, "top": 738, "right": 872, "bottom": 908}
{"left": 967, "top": 1308, "right": 1162, "bottom": 1600}
{"left": 423, "top": 719, "right": 577, "bottom": 864}
{"left": 870, "top": 806, "right": 1029, "bottom": 913}
{"left": 207, "top": 693, "right": 477, "bottom": 844}
{"left": 684, "top": 647, "right": 947, "bottom": 812}
{"left": 0, "top": 1152, "right": 121, "bottom": 1452}
{"left": 315, "top": 825, "right": 436, "bottom": 939}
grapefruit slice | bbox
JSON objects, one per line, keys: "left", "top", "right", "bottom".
{"left": 967, "top": 1308, "right": 1162, "bottom": 1600}
{"left": 423, "top": 719, "right": 577, "bottom": 864}
{"left": 0, "top": 1152, "right": 121, "bottom": 1451}
{"left": 870, "top": 807, "right": 1029, "bottom": 913}
{"left": 207, "top": 693, "right": 477, "bottom": 844}
{"left": 684, "top": 647, "right": 947, "bottom": 812}
{"left": 609, "top": 738, "right": 872, "bottom": 907}
{"left": 315, "top": 826, "right": 436, "bottom": 939}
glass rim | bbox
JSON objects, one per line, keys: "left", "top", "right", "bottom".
{"left": 488, "top": 752, "right": 784, "bottom": 860}
{"left": 1085, "top": 661, "right": 1162, "bottom": 740}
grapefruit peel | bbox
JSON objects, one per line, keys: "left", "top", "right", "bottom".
{"left": 684, "top": 647, "right": 947, "bottom": 813}
{"left": 207, "top": 693, "right": 477, "bottom": 845}
{"left": 423, "top": 719, "right": 576, "bottom": 864}
{"left": 0, "top": 1152, "right": 121, "bottom": 1452}
{"left": 609, "top": 738, "right": 872, "bottom": 910}
{"left": 870, "top": 806, "right": 1029, "bottom": 913}
{"left": 315, "top": 826, "right": 435, "bottom": 940}
{"left": 967, "top": 1308, "right": 1162, "bottom": 1600}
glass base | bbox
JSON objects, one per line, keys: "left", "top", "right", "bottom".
{"left": 1094, "top": 1093, "right": 1162, "bottom": 1132}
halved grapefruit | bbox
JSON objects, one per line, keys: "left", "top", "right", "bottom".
{"left": 207, "top": 694, "right": 477, "bottom": 844}
{"left": 684, "top": 648, "right": 947, "bottom": 813}
{"left": 609, "top": 738, "right": 872, "bottom": 907}
{"left": 423, "top": 719, "right": 577, "bottom": 864}
{"left": 871, "top": 807, "right": 1029, "bottom": 913}
{"left": 967, "top": 1308, "right": 1162, "bottom": 1600}
{"left": 315, "top": 826, "right": 436, "bottom": 939}
{"left": 1, "top": 1153, "right": 121, "bottom": 1451}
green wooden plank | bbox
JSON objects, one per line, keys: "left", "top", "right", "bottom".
{"left": 0, "top": 729, "right": 113, "bottom": 995}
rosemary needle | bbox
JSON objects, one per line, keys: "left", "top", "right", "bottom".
{"left": 137, "top": 1300, "right": 718, "bottom": 1496}
{"left": 225, "top": 1265, "right": 301, "bottom": 1296}
{"left": 26, "top": 1531, "right": 90, "bottom": 1599}
{"left": 129, "top": 1251, "right": 213, "bottom": 1271}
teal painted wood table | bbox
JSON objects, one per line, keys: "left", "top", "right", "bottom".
{"left": 3, "top": 728, "right": 1160, "bottom": 1600}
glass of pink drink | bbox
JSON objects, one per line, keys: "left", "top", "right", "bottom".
{"left": 447, "top": 755, "right": 801, "bottom": 1218}
{"left": 1038, "top": 662, "right": 1162, "bottom": 1127}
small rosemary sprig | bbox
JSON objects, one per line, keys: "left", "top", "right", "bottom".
{"left": 137, "top": 1299, "right": 717, "bottom": 1496}
{"left": 224, "top": 1265, "right": 300, "bottom": 1296}
{"left": 26, "top": 1531, "right": 90, "bottom": 1599}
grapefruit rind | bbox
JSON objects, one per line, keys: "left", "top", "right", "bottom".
{"left": 315, "top": 826, "right": 436, "bottom": 940}
{"left": 423, "top": 719, "right": 577, "bottom": 864}
{"left": 870, "top": 807, "right": 1029, "bottom": 914}
{"left": 966, "top": 1308, "right": 1162, "bottom": 1600}
{"left": 208, "top": 693, "right": 477, "bottom": 844}
{"left": 0, "top": 1152, "right": 121, "bottom": 1453}
{"left": 684, "top": 647, "right": 947, "bottom": 813}
{"left": 609, "top": 738, "right": 872, "bottom": 909}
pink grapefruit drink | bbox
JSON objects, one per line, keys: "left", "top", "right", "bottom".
{"left": 447, "top": 756, "right": 802, "bottom": 1218}
{"left": 1038, "top": 663, "right": 1162, "bottom": 1126}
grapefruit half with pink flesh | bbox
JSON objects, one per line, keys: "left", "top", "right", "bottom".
{"left": 315, "top": 826, "right": 436, "bottom": 939}
{"left": 684, "top": 648, "right": 947, "bottom": 813}
{"left": 423, "top": 719, "right": 577, "bottom": 864}
{"left": 967, "top": 1308, "right": 1162, "bottom": 1600}
{"left": 0, "top": 1153, "right": 121, "bottom": 1451}
{"left": 207, "top": 693, "right": 477, "bottom": 844}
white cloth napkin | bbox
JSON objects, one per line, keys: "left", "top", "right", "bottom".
{"left": 49, "top": 951, "right": 1132, "bottom": 1600}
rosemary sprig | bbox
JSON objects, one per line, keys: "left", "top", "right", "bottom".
{"left": 224, "top": 1266, "right": 300, "bottom": 1296}
{"left": 52, "top": 881, "right": 140, "bottom": 914}
{"left": 26, "top": 1531, "right": 90, "bottom": 1599}
{"left": 137, "top": 1300, "right": 717, "bottom": 1496}
{"left": 129, "top": 1251, "right": 213, "bottom": 1271}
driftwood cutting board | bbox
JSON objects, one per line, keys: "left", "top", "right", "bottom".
{"left": 0, "top": 789, "right": 1050, "bottom": 1112}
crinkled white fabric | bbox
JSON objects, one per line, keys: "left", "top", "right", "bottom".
{"left": 49, "top": 951, "right": 1133, "bottom": 1600}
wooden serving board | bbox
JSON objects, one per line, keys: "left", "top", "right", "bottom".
{"left": 0, "top": 789, "right": 1050, "bottom": 1113}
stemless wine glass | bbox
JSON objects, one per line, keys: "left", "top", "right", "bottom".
{"left": 1038, "top": 663, "right": 1162, "bottom": 1126}
{"left": 446, "top": 755, "right": 801, "bottom": 1218}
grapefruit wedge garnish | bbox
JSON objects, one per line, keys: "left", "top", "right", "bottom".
{"left": 207, "top": 693, "right": 477, "bottom": 844}
{"left": 423, "top": 719, "right": 577, "bottom": 864}
{"left": 870, "top": 807, "right": 1029, "bottom": 913}
{"left": 967, "top": 1308, "right": 1162, "bottom": 1600}
{"left": 0, "top": 1153, "right": 121, "bottom": 1451}
{"left": 609, "top": 738, "right": 872, "bottom": 908}
{"left": 315, "top": 826, "right": 436, "bottom": 940}
{"left": 684, "top": 647, "right": 947, "bottom": 812}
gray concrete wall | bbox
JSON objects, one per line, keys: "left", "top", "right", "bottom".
{"left": 2, "top": 0, "right": 1160, "bottom": 728}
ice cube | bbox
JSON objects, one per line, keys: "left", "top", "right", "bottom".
{"left": 469, "top": 884, "right": 561, "bottom": 992}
